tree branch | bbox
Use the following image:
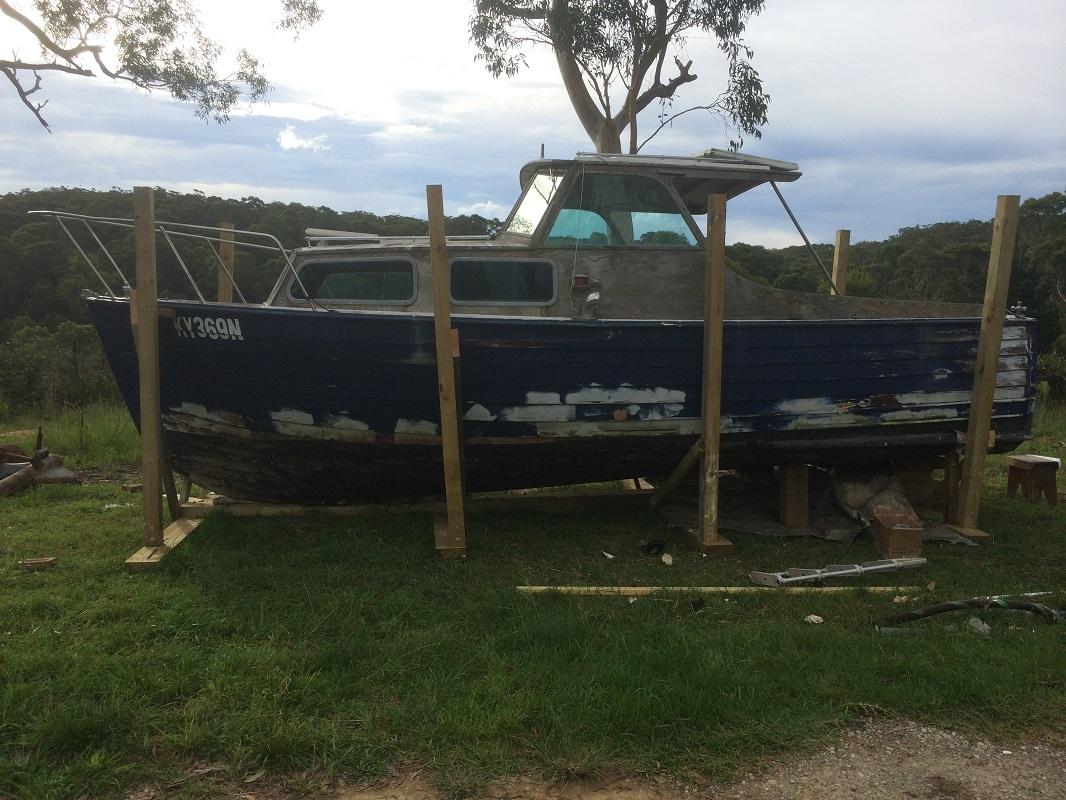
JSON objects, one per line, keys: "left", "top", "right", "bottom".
{"left": 476, "top": 0, "right": 548, "bottom": 20}
{"left": 0, "top": 0, "right": 101, "bottom": 65}
{"left": 0, "top": 65, "right": 50, "bottom": 130}
{"left": 613, "top": 56, "right": 696, "bottom": 127}
{"left": 636, "top": 95, "right": 728, "bottom": 153}
{"left": 0, "top": 60, "right": 92, "bottom": 76}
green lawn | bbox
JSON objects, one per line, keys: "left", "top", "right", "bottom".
{"left": 0, "top": 407, "right": 1063, "bottom": 799}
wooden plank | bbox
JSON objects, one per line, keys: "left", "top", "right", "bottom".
{"left": 179, "top": 489, "right": 657, "bottom": 519}
{"left": 956, "top": 195, "right": 1020, "bottom": 529}
{"left": 426, "top": 184, "right": 466, "bottom": 557}
{"left": 650, "top": 439, "right": 702, "bottom": 509}
{"left": 778, "top": 463, "right": 810, "bottom": 528}
{"left": 125, "top": 517, "right": 202, "bottom": 572}
{"left": 517, "top": 585, "right": 918, "bottom": 596}
{"left": 133, "top": 186, "right": 164, "bottom": 549}
{"left": 695, "top": 193, "right": 734, "bottom": 556}
{"left": 832, "top": 229, "right": 850, "bottom": 295}
{"left": 218, "top": 222, "right": 235, "bottom": 303}
{"left": 18, "top": 557, "right": 57, "bottom": 571}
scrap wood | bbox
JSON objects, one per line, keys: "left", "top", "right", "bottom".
{"left": 517, "top": 585, "right": 918, "bottom": 596}
{"left": 18, "top": 557, "right": 57, "bottom": 572}
{"left": 0, "top": 454, "right": 63, "bottom": 497}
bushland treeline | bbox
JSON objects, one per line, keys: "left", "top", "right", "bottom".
{"left": 1, "top": 187, "right": 1063, "bottom": 415}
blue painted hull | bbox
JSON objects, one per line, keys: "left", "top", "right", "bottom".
{"left": 87, "top": 297, "right": 1035, "bottom": 502}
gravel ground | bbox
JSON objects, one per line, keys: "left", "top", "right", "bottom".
{"left": 331, "top": 718, "right": 1066, "bottom": 800}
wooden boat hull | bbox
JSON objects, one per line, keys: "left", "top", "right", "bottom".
{"left": 87, "top": 297, "right": 1036, "bottom": 503}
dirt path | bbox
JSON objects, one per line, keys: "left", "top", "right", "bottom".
{"left": 131, "top": 719, "right": 1065, "bottom": 800}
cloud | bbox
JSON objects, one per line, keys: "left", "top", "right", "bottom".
{"left": 368, "top": 123, "right": 435, "bottom": 139}
{"left": 456, "top": 200, "right": 510, "bottom": 219}
{"left": 277, "top": 124, "right": 330, "bottom": 152}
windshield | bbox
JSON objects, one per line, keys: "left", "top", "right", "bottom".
{"left": 546, "top": 173, "right": 698, "bottom": 247}
{"left": 505, "top": 171, "right": 565, "bottom": 236}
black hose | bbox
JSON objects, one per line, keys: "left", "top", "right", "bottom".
{"left": 880, "top": 597, "right": 1066, "bottom": 627}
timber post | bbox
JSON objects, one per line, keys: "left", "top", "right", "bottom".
{"left": 218, "top": 222, "right": 235, "bottom": 303}
{"left": 426, "top": 184, "right": 467, "bottom": 558}
{"left": 832, "top": 229, "right": 850, "bottom": 295}
{"left": 694, "top": 193, "right": 734, "bottom": 555}
{"left": 124, "top": 186, "right": 203, "bottom": 570}
{"left": 132, "top": 186, "right": 163, "bottom": 550}
{"left": 953, "top": 194, "right": 1021, "bottom": 534}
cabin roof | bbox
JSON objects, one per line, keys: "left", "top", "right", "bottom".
{"left": 519, "top": 149, "right": 802, "bottom": 212}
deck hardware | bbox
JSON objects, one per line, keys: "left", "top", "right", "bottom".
{"left": 53, "top": 216, "right": 117, "bottom": 297}
{"left": 159, "top": 226, "right": 207, "bottom": 303}
{"left": 749, "top": 557, "right": 927, "bottom": 587}
{"left": 770, "top": 181, "right": 839, "bottom": 294}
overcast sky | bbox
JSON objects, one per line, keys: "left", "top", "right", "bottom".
{"left": 1, "top": 0, "right": 1063, "bottom": 246}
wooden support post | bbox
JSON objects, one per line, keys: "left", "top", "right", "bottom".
{"left": 694, "top": 194, "right": 734, "bottom": 556}
{"left": 650, "top": 439, "right": 702, "bottom": 509}
{"left": 778, "top": 464, "right": 810, "bottom": 528}
{"left": 125, "top": 188, "right": 196, "bottom": 570}
{"left": 132, "top": 186, "right": 163, "bottom": 551}
{"left": 832, "top": 229, "right": 850, "bottom": 295}
{"left": 954, "top": 195, "right": 1020, "bottom": 534}
{"left": 943, "top": 448, "right": 960, "bottom": 524}
{"left": 426, "top": 184, "right": 466, "bottom": 559}
{"left": 218, "top": 222, "right": 235, "bottom": 303}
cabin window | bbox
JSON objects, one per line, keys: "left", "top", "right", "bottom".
{"left": 289, "top": 259, "right": 416, "bottom": 303}
{"left": 450, "top": 259, "right": 555, "bottom": 305}
{"left": 545, "top": 174, "right": 698, "bottom": 247}
{"left": 505, "top": 171, "right": 566, "bottom": 236}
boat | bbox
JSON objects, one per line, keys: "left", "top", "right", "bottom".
{"left": 35, "top": 150, "right": 1036, "bottom": 503}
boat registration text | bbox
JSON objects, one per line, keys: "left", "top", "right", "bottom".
{"left": 173, "top": 316, "right": 244, "bottom": 341}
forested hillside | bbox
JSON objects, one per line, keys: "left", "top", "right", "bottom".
{"left": 1, "top": 187, "right": 1063, "bottom": 414}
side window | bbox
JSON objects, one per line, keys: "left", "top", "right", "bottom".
{"left": 545, "top": 173, "right": 698, "bottom": 247}
{"left": 290, "top": 259, "right": 416, "bottom": 303}
{"left": 450, "top": 259, "right": 555, "bottom": 305}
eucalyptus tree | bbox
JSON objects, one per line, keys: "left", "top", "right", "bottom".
{"left": 0, "top": 0, "right": 321, "bottom": 130}
{"left": 470, "top": 0, "right": 769, "bottom": 153}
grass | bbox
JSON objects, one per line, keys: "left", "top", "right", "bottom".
{"left": 0, "top": 401, "right": 139, "bottom": 469}
{"left": 0, "top": 406, "right": 1063, "bottom": 799}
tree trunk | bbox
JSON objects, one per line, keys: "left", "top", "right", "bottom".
{"left": 593, "top": 122, "right": 622, "bottom": 153}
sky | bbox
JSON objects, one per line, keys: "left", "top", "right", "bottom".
{"left": 1, "top": 0, "right": 1064, "bottom": 247}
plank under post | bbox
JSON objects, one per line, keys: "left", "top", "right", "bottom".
{"left": 694, "top": 194, "right": 734, "bottom": 556}
{"left": 954, "top": 195, "right": 1020, "bottom": 534}
{"left": 832, "top": 229, "right": 850, "bottom": 295}
{"left": 132, "top": 186, "right": 164, "bottom": 552}
{"left": 218, "top": 221, "right": 235, "bottom": 303}
{"left": 778, "top": 464, "right": 810, "bottom": 529}
{"left": 426, "top": 184, "right": 467, "bottom": 559}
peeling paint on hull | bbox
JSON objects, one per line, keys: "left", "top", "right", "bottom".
{"left": 88, "top": 298, "right": 1037, "bottom": 502}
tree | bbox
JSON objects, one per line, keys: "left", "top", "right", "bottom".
{"left": 469, "top": 0, "right": 769, "bottom": 153}
{"left": 0, "top": 0, "right": 322, "bottom": 131}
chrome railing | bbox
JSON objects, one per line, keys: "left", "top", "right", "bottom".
{"left": 29, "top": 210, "right": 317, "bottom": 306}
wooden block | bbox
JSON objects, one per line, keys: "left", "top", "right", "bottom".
{"left": 433, "top": 512, "right": 466, "bottom": 559}
{"left": 1007, "top": 455, "right": 1058, "bottom": 504}
{"left": 686, "top": 529, "right": 735, "bottom": 556}
{"left": 873, "top": 512, "right": 923, "bottom": 558}
{"left": 18, "top": 557, "right": 57, "bottom": 571}
{"left": 125, "top": 517, "right": 202, "bottom": 572}
{"left": 778, "top": 464, "right": 810, "bottom": 528}
{"left": 946, "top": 524, "right": 993, "bottom": 541}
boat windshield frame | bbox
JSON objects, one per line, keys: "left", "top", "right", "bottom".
{"left": 499, "top": 165, "right": 706, "bottom": 249}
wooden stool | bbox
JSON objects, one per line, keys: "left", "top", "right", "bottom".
{"left": 1006, "top": 455, "right": 1059, "bottom": 504}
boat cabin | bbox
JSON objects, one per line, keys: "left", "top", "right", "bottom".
{"left": 266, "top": 149, "right": 978, "bottom": 322}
